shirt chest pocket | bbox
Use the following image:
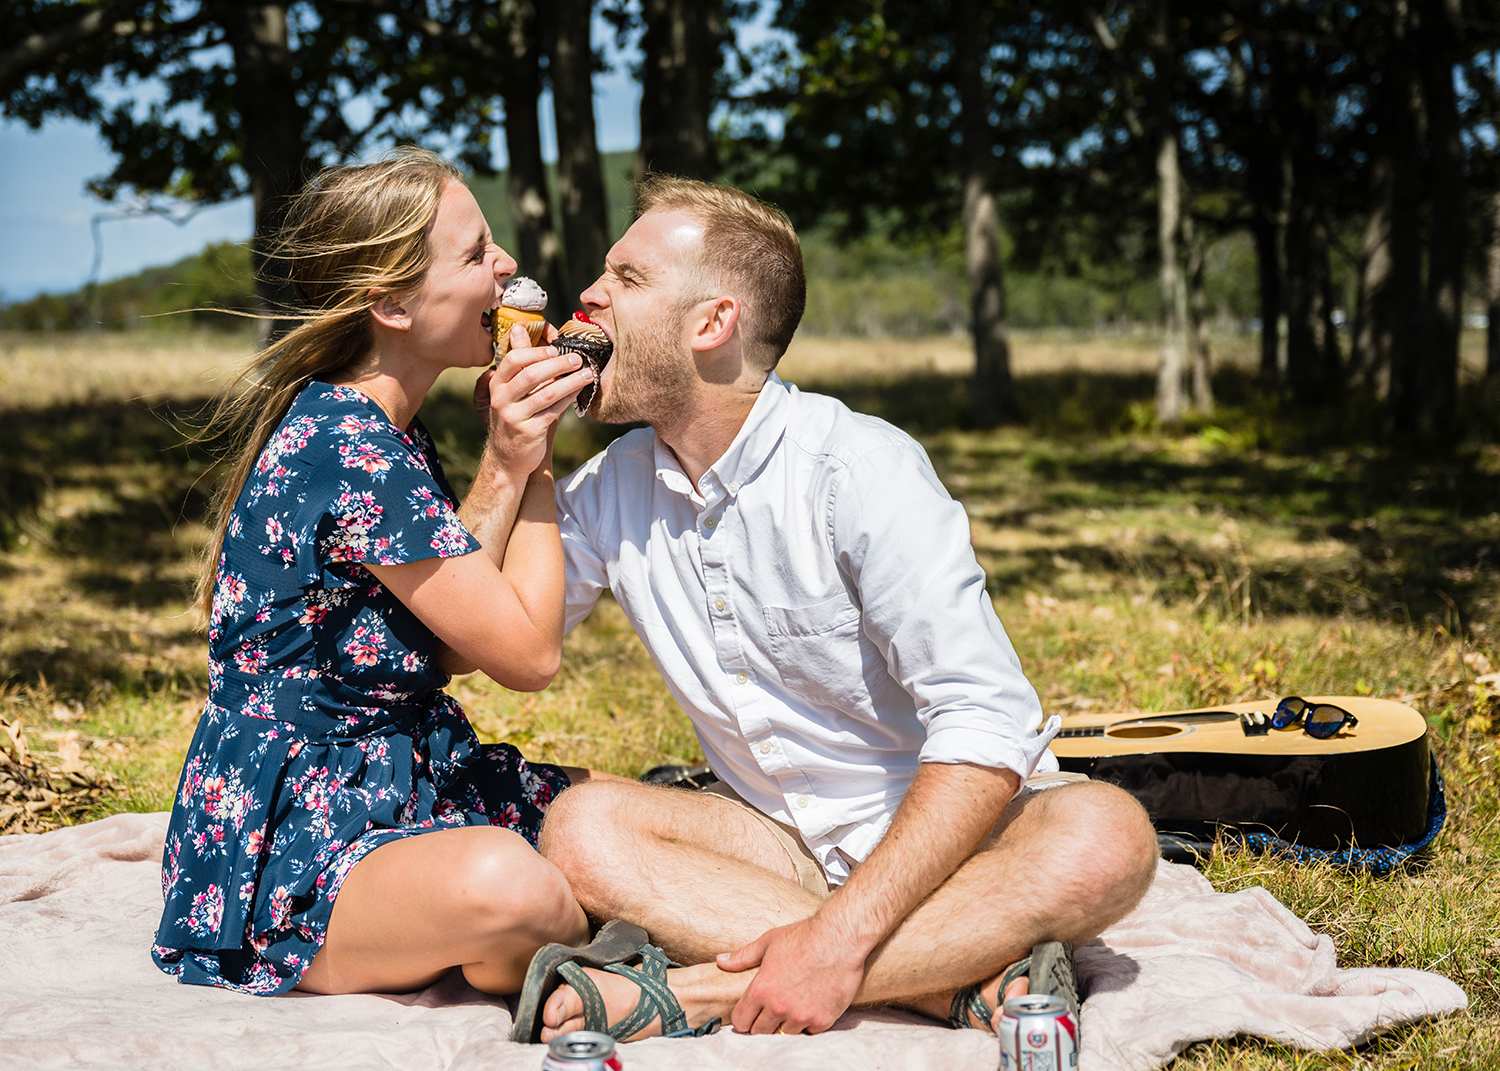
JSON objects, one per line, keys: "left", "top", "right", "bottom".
{"left": 763, "top": 595, "right": 870, "bottom": 713}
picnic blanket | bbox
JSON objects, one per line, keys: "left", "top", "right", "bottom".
{"left": 0, "top": 812, "right": 1467, "bottom": 1071}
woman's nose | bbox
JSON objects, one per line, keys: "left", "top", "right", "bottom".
{"left": 492, "top": 245, "right": 518, "bottom": 281}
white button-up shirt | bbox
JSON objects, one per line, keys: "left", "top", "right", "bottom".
{"left": 557, "top": 374, "right": 1059, "bottom": 885}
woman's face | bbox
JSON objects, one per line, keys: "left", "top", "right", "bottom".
{"left": 405, "top": 180, "right": 517, "bottom": 369}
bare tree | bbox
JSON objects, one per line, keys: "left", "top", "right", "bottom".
{"left": 954, "top": 0, "right": 1020, "bottom": 426}
{"left": 637, "top": 0, "right": 721, "bottom": 180}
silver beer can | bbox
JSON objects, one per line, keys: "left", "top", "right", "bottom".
{"left": 996, "top": 994, "right": 1078, "bottom": 1071}
{"left": 540, "top": 1030, "right": 623, "bottom": 1071}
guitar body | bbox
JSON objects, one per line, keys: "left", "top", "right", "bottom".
{"left": 1051, "top": 697, "right": 1431, "bottom": 849}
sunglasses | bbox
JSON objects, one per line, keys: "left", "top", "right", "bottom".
{"left": 1270, "top": 697, "right": 1359, "bottom": 739}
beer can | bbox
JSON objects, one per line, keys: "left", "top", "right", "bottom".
{"left": 996, "top": 994, "right": 1078, "bottom": 1071}
{"left": 540, "top": 1031, "right": 623, "bottom": 1071}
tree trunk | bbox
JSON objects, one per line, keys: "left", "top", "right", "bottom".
{"left": 1249, "top": 155, "right": 1283, "bottom": 384}
{"left": 1351, "top": 151, "right": 1395, "bottom": 394}
{"left": 1280, "top": 87, "right": 1339, "bottom": 403}
{"left": 498, "top": 0, "right": 564, "bottom": 318}
{"left": 954, "top": 0, "right": 1019, "bottom": 426}
{"left": 1412, "top": 0, "right": 1464, "bottom": 435}
{"left": 637, "top": 0, "right": 719, "bottom": 180}
{"left": 224, "top": 2, "right": 306, "bottom": 339}
{"left": 1185, "top": 212, "right": 1213, "bottom": 413}
{"left": 1384, "top": 36, "right": 1431, "bottom": 435}
{"left": 546, "top": 0, "right": 611, "bottom": 307}
{"left": 1155, "top": 128, "right": 1190, "bottom": 423}
{"left": 1486, "top": 188, "right": 1500, "bottom": 382}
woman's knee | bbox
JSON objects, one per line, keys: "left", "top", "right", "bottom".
{"left": 449, "top": 830, "right": 584, "bottom": 946}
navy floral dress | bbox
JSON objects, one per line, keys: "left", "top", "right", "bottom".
{"left": 153, "top": 381, "right": 570, "bottom": 995}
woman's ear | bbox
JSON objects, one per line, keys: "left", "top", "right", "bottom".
{"left": 688, "top": 295, "right": 739, "bottom": 352}
{"left": 370, "top": 291, "right": 412, "bottom": 331}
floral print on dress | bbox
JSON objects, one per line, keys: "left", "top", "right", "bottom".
{"left": 154, "top": 380, "right": 570, "bottom": 996}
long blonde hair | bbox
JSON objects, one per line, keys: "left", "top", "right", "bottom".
{"left": 193, "top": 146, "right": 464, "bottom": 624}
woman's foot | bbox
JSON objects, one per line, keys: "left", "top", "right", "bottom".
{"left": 539, "top": 960, "right": 745, "bottom": 1043}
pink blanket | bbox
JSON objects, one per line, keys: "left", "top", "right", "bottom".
{"left": 0, "top": 813, "right": 1465, "bottom": 1070}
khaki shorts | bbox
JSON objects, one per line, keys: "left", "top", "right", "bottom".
{"left": 703, "top": 770, "right": 1090, "bottom": 898}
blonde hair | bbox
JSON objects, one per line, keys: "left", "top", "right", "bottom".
{"left": 635, "top": 174, "right": 805, "bottom": 371}
{"left": 192, "top": 146, "right": 464, "bottom": 623}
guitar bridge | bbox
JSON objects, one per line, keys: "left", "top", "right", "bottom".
{"left": 1239, "top": 710, "right": 1271, "bottom": 736}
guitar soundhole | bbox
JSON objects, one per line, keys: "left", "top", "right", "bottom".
{"left": 1108, "top": 724, "right": 1189, "bottom": 739}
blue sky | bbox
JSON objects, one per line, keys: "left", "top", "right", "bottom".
{"left": 0, "top": 49, "right": 644, "bottom": 305}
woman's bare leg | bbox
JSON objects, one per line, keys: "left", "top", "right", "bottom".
{"left": 297, "top": 825, "right": 588, "bottom": 996}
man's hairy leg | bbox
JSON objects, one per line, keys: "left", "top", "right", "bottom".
{"left": 536, "top": 777, "right": 1156, "bottom": 1037}
{"left": 538, "top": 779, "right": 821, "bottom": 963}
{"left": 860, "top": 778, "right": 1157, "bottom": 1025}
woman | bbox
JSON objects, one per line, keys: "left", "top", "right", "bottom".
{"left": 153, "top": 147, "right": 598, "bottom": 999}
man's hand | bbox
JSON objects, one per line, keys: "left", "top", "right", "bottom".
{"left": 717, "top": 913, "right": 869, "bottom": 1035}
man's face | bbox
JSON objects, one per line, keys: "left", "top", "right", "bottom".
{"left": 579, "top": 209, "right": 703, "bottom": 426}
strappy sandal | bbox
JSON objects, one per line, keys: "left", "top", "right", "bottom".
{"left": 949, "top": 940, "right": 1080, "bottom": 1030}
{"left": 510, "top": 923, "right": 721, "bottom": 1043}
{"left": 511, "top": 920, "right": 652, "bottom": 1044}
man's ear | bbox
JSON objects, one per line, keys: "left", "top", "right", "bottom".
{"left": 688, "top": 296, "right": 740, "bottom": 352}
{"left": 369, "top": 291, "right": 412, "bottom": 331}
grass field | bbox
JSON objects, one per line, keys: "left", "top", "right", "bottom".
{"left": 1, "top": 326, "right": 1498, "bottom": 1067}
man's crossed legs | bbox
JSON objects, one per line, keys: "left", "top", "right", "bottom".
{"left": 534, "top": 772, "right": 1158, "bottom": 1039}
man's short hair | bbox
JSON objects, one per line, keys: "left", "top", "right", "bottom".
{"left": 636, "top": 174, "right": 806, "bottom": 371}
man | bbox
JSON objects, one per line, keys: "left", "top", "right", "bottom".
{"left": 527, "top": 175, "right": 1158, "bottom": 1041}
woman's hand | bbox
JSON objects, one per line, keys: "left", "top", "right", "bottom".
{"left": 472, "top": 323, "right": 593, "bottom": 479}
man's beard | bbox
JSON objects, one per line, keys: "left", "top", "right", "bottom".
{"left": 592, "top": 307, "right": 697, "bottom": 428}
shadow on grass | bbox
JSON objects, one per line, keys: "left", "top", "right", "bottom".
{"left": 1, "top": 366, "right": 1496, "bottom": 694}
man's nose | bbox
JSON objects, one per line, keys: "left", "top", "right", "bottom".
{"left": 579, "top": 276, "right": 606, "bottom": 310}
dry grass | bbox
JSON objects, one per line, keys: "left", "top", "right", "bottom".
{"left": 1, "top": 327, "right": 1497, "bottom": 1067}
{"left": 0, "top": 329, "right": 250, "bottom": 406}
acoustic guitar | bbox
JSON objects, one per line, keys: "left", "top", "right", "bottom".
{"left": 1050, "top": 697, "right": 1432, "bottom": 850}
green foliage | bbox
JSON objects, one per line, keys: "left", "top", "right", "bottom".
{"left": 0, "top": 242, "right": 255, "bottom": 331}
{"left": 468, "top": 150, "right": 641, "bottom": 264}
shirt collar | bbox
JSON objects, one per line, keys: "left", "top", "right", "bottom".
{"left": 653, "top": 373, "right": 792, "bottom": 506}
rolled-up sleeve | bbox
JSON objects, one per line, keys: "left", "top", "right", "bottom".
{"left": 828, "top": 438, "right": 1059, "bottom": 778}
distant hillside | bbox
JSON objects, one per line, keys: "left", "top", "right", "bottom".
{"left": 1, "top": 242, "right": 257, "bottom": 333}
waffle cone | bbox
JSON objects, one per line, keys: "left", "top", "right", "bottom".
{"left": 491, "top": 309, "right": 550, "bottom": 358}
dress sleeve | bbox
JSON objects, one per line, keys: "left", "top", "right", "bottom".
{"left": 828, "top": 435, "right": 1059, "bottom": 779}
{"left": 293, "top": 414, "right": 481, "bottom": 589}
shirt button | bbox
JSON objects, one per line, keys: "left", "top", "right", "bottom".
{"left": 759, "top": 741, "right": 772, "bottom": 754}
{"left": 704, "top": 516, "right": 717, "bottom": 529}
{"left": 735, "top": 672, "right": 749, "bottom": 685}
{"left": 714, "top": 598, "right": 726, "bottom": 612}
{"left": 728, "top": 481, "right": 740, "bottom": 493}
{"left": 796, "top": 796, "right": 809, "bottom": 808}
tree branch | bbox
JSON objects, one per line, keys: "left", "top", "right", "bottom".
{"left": 317, "top": 0, "right": 503, "bottom": 65}
{"left": 0, "top": 0, "right": 140, "bottom": 91}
